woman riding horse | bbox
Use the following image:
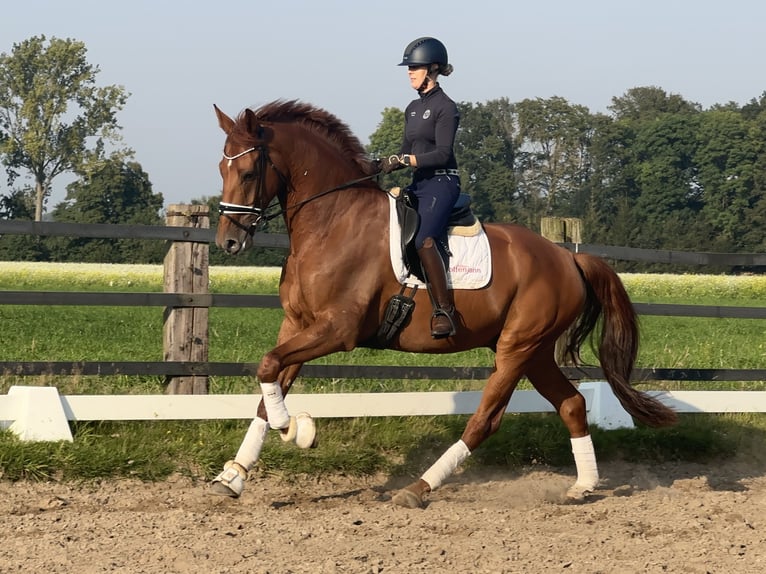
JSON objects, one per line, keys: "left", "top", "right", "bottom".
{"left": 209, "top": 99, "right": 677, "bottom": 508}
{"left": 378, "top": 37, "right": 461, "bottom": 339}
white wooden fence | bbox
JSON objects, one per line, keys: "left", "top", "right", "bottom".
{"left": 2, "top": 383, "right": 766, "bottom": 442}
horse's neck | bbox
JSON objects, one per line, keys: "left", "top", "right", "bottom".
{"left": 286, "top": 181, "right": 387, "bottom": 250}
{"left": 275, "top": 125, "right": 388, "bottom": 250}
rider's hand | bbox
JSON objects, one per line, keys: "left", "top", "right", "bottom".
{"left": 376, "top": 154, "right": 410, "bottom": 174}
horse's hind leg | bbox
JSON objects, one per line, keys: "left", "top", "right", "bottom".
{"left": 525, "top": 352, "right": 599, "bottom": 500}
{"left": 392, "top": 342, "right": 528, "bottom": 508}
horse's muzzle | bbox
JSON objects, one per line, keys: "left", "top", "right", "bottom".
{"left": 221, "top": 238, "right": 245, "bottom": 255}
{"left": 216, "top": 224, "right": 250, "bottom": 255}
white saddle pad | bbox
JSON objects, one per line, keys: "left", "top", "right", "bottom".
{"left": 388, "top": 193, "right": 492, "bottom": 289}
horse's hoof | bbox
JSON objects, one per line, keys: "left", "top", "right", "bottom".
{"left": 280, "top": 412, "right": 317, "bottom": 449}
{"left": 565, "top": 484, "right": 594, "bottom": 502}
{"left": 295, "top": 412, "right": 317, "bottom": 448}
{"left": 209, "top": 462, "right": 245, "bottom": 497}
{"left": 392, "top": 488, "right": 423, "bottom": 509}
{"left": 209, "top": 480, "right": 241, "bottom": 497}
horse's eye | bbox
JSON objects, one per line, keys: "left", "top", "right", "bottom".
{"left": 242, "top": 171, "right": 255, "bottom": 182}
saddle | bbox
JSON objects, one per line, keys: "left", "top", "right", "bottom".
{"left": 395, "top": 188, "right": 477, "bottom": 282}
{"left": 376, "top": 189, "right": 479, "bottom": 346}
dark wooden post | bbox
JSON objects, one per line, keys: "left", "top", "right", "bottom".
{"left": 163, "top": 204, "right": 210, "bottom": 394}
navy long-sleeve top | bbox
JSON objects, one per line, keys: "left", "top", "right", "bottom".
{"left": 400, "top": 85, "right": 460, "bottom": 172}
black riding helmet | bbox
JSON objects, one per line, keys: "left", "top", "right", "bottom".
{"left": 398, "top": 37, "right": 448, "bottom": 67}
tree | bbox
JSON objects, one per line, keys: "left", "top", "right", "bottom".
{"left": 593, "top": 88, "right": 705, "bottom": 252}
{"left": 694, "top": 109, "right": 758, "bottom": 250}
{"left": 740, "top": 108, "right": 766, "bottom": 252}
{"left": 0, "top": 184, "right": 46, "bottom": 260}
{"left": 48, "top": 156, "right": 165, "bottom": 263}
{"left": 515, "top": 97, "right": 595, "bottom": 226}
{"left": 0, "top": 185, "right": 34, "bottom": 219}
{"left": 631, "top": 113, "right": 704, "bottom": 249}
{"left": 582, "top": 114, "right": 640, "bottom": 246}
{"left": 608, "top": 86, "right": 701, "bottom": 121}
{"left": 0, "top": 35, "right": 129, "bottom": 221}
{"left": 738, "top": 91, "right": 766, "bottom": 121}
{"left": 454, "top": 99, "right": 518, "bottom": 223}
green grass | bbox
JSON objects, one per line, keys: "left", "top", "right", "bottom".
{"left": 1, "top": 267, "right": 763, "bottom": 394}
{"left": 3, "top": 412, "right": 765, "bottom": 483}
{"left": 1, "top": 264, "right": 765, "bottom": 483}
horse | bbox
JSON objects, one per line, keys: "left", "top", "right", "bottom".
{"left": 209, "top": 100, "right": 677, "bottom": 508}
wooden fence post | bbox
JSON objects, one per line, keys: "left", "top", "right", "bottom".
{"left": 541, "top": 217, "right": 583, "bottom": 368}
{"left": 540, "top": 216, "right": 582, "bottom": 244}
{"left": 163, "top": 204, "right": 210, "bottom": 394}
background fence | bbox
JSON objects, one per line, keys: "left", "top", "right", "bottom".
{"left": 1, "top": 209, "right": 765, "bottom": 440}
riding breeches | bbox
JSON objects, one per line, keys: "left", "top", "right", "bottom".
{"left": 408, "top": 174, "right": 461, "bottom": 249}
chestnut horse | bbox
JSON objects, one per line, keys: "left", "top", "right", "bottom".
{"left": 209, "top": 100, "right": 676, "bottom": 508}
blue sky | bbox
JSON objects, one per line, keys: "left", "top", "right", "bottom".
{"left": 2, "top": 0, "right": 765, "bottom": 209}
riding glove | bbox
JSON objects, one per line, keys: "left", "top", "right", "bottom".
{"left": 377, "top": 154, "right": 410, "bottom": 174}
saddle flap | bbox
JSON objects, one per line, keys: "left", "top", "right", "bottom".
{"left": 395, "top": 189, "right": 420, "bottom": 248}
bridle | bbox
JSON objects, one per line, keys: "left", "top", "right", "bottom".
{"left": 218, "top": 144, "right": 380, "bottom": 234}
{"left": 218, "top": 144, "right": 283, "bottom": 232}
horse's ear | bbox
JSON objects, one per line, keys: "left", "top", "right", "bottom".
{"left": 242, "top": 108, "right": 260, "bottom": 137}
{"left": 214, "top": 104, "right": 235, "bottom": 134}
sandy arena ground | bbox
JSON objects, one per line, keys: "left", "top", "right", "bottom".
{"left": 2, "top": 461, "right": 765, "bottom": 573}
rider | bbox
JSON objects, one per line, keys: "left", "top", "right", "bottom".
{"left": 377, "top": 36, "right": 461, "bottom": 339}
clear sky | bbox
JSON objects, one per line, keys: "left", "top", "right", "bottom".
{"left": 2, "top": 0, "right": 765, "bottom": 209}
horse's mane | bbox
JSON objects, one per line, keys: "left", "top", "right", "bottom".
{"left": 230, "top": 100, "right": 375, "bottom": 175}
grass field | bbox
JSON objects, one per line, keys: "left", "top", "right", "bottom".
{"left": 1, "top": 263, "right": 765, "bottom": 482}
{"left": 0, "top": 263, "right": 763, "bottom": 393}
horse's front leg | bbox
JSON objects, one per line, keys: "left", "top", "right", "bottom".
{"left": 209, "top": 363, "right": 305, "bottom": 498}
{"left": 210, "top": 318, "right": 352, "bottom": 497}
{"left": 254, "top": 316, "right": 351, "bottom": 435}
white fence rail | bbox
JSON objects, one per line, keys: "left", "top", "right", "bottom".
{"left": 2, "top": 383, "right": 766, "bottom": 442}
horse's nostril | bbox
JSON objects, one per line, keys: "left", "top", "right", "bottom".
{"left": 225, "top": 239, "right": 241, "bottom": 254}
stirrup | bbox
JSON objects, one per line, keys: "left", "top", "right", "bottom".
{"left": 431, "top": 308, "right": 457, "bottom": 339}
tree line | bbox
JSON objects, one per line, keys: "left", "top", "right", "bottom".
{"left": 370, "top": 90, "right": 766, "bottom": 257}
{"left": 1, "top": 36, "right": 765, "bottom": 268}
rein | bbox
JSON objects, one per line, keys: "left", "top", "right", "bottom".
{"left": 219, "top": 145, "right": 379, "bottom": 233}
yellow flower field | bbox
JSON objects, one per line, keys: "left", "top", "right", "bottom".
{"left": 1, "top": 262, "right": 763, "bottom": 302}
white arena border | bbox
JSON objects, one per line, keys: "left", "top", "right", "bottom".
{"left": 2, "top": 383, "right": 766, "bottom": 442}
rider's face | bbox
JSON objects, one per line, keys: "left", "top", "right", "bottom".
{"left": 407, "top": 65, "right": 429, "bottom": 91}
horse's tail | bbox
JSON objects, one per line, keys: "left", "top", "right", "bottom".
{"left": 567, "top": 253, "right": 677, "bottom": 427}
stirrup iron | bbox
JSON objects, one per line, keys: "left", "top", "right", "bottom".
{"left": 431, "top": 307, "right": 457, "bottom": 338}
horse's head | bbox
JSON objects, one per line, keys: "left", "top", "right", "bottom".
{"left": 214, "top": 100, "right": 380, "bottom": 255}
{"left": 214, "top": 105, "right": 285, "bottom": 255}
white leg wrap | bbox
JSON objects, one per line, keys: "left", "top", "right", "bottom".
{"left": 421, "top": 440, "right": 471, "bottom": 491}
{"left": 571, "top": 435, "right": 599, "bottom": 491}
{"left": 260, "top": 381, "right": 291, "bottom": 429}
{"left": 211, "top": 417, "right": 269, "bottom": 497}
{"left": 235, "top": 417, "right": 269, "bottom": 470}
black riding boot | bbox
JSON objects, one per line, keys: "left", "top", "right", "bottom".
{"left": 418, "top": 237, "right": 457, "bottom": 339}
